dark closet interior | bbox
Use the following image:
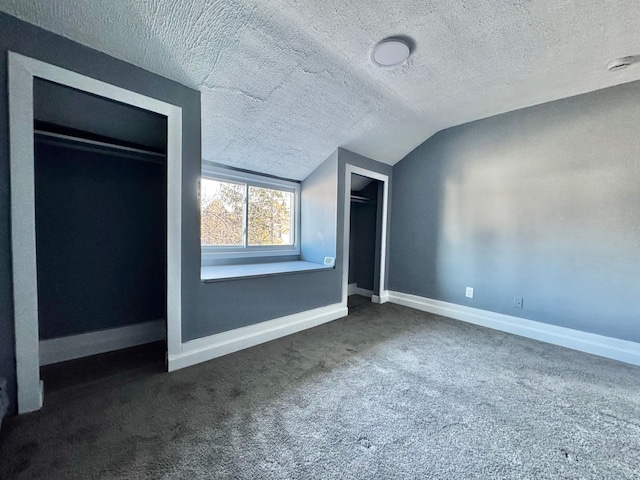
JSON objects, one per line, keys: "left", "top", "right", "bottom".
{"left": 33, "top": 79, "right": 168, "bottom": 387}
{"left": 349, "top": 174, "right": 383, "bottom": 296}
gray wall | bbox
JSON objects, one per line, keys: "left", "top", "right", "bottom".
{"left": 186, "top": 148, "right": 394, "bottom": 344}
{"left": 34, "top": 79, "right": 167, "bottom": 150}
{"left": 35, "top": 140, "right": 166, "bottom": 339}
{"left": 301, "top": 150, "right": 338, "bottom": 264}
{"left": 348, "top": 181, "right": 378, "bottom": 291}
{"left": 186, "top": 150, "right": 343, "bottom": 341}
{"left": 0, "top": 13, "right": 201, "bottom": 413}
{"left": 338, "top": 149, "right": 393, "bottom": 294}
{"left": 0, "top": 13, "right": 395, "bottom": 414}
{"left": 34, "top": 79, "right": 167, "bottom": 339}
{"left": 390, "top": 80, "right": 640, "bottom": 343}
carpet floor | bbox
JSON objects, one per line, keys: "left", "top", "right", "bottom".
{"left": 1, "top": 295, "right": 639, "bottom": 479}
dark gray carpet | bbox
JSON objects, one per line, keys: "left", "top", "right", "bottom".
{"left": 1, "top": 296, "right": 639, "bottom": 479}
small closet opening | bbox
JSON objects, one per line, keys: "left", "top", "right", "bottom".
{"left": 34, "top": 79, "right": 168, "bottom": 393}
{"left": 348, "top": 173, "right": 383, "bottom": 305}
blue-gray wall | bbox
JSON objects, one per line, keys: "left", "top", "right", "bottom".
{"left": 390, "top": 80, "right": 640, "bottom": 343}
{"left": 301, "top": 150, "right": 338, "bottom": 264}
{"left": 34, "top": 79, "right": 167, "bottom": 151}
{"left": 187, "top": 150, "right": 343, "bottom": 341}
{"left": 34, "top": 79, "right": 167, "bottom": 339}
{"left": 35, "top": 140, "right": 166, "bottom": 339}
{"left": 349, "top": 181, "right": 379, "bottom": 291}
{"left": 0, "top": 13, "right": 395, "bottom": 414}
{"left": 0, "top": 13, "right": 201, "bottom": 413}
{"left": 338, "top": 149, "right": 393, "bottom": 295}
{"left": 187, "top": 148, "right": 393, "bottom": 341}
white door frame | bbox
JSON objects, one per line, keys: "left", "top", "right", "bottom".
{"left": 342, "top": 165, "right": 389, "bottom": 307}
{"left": 8, "top": 52, "right": 183, "bottom": 414}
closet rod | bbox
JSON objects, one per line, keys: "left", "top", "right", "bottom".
{"left": 34, "top": 129, "right": 166, "bottom": 159}
{"left": 351, "top": 194, "right": 370, "bottom": 203}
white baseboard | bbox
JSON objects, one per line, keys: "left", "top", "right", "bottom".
{"left": 39, "top": 320, "right": 165, "bottom": 366}
{"left": 168, "top": 303, "right": 348, "bottom": 372}
{"left": 387, "top": 291, "right": 640, "bottom": 367}
{"left": 372, "top": 290, "right": 389, "bottom": 304}
{"left": 348, "top": 283, "right": 373, "bottom": 298}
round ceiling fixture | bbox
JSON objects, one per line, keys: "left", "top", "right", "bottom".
{"left": 607, "top": 56, "right": 636, "bottom": 72}
{"left": 371, "top": 38, "right": 411, "bottom": 67}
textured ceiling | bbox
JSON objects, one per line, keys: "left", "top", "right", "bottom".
{"left": 3, "top": 1, "right": 640, "bottom": 180}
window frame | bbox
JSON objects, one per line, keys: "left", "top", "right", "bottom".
{"left": 201, "top": 164, "right": 301, "bottom": 261}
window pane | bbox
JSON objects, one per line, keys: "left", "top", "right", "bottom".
{"left": 248, "top": 186, "right": 293, "bottom": 246}
{"left": 201, "top": 179, "right": 245, "bottom": 246}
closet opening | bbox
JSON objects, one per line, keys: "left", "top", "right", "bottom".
{"left": 34, "top": 79, "right": 168, "bottom": 394}
{"left": 347, "top": 173, "right": 384, "bottom": 308}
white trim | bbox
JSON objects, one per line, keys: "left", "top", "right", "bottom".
{"left": 348, "top": 283, "right": 374, "bottom": 298}
{"left": 371, "top": 290, "right": 390, "bottom": 304}
{"left": 356, "top": 287, "right": 373, "bottom": 298}
{"left": 168, "top": 304, "right": 348, "bottom": 371}
{"left": 201, "top": 163, "right": 299, "bottom": 191}
{"left": 201, "top": 260, "right": 330, "bottom": 282}
{"left": 342, "top": 165, "right": 389, "bottom": 308}
{"left": 387, "top": 291, "right": 640, "bottom": 367}
{"left": 200, "top": 163, "right": 301, "bottom": 261}
{"left": 9, "top": 52, "right": 183, "bottom": 414}
{"left": 39, "top": 320, "right": 165, "bottom": 366}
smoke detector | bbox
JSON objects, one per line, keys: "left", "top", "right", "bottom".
{"left": 371, "top": 38, "right": 411, "bottom": 67}
{"left": 607, "top": 56, "right": 636, "bottom": 72}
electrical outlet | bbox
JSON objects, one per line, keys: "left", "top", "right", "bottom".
{"left": 465, "top": 287, "right": 474, "bottom": 298}
{"left": 514, "top": 297, "right": 523, "bottom": 309}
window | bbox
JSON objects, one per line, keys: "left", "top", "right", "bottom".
{"left": 201, "top": 165, "right": 300, "bottom": 260}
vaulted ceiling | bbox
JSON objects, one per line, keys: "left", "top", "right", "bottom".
{"left": 3, "top": 1, "right": 640, "bottom": 179}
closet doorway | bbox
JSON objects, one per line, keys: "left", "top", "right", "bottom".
{"left": 9, "top": 53, "right": 183, "bottom": 414}
{"left": 34, "top": 79, "right": 167, "bottom": 393}
{"left": 348, "top": 174, "right": 381, "bottom": 299}
{"left": 342, "top": 165, "right": 389, "bottom": 307}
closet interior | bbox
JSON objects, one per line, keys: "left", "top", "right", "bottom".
{"left": 34, "top": 79, "right": 168, "bottom": 392}
{"left": 348, "top": 173, "right": 383, "bottom": 300}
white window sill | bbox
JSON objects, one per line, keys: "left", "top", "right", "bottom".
{"left": 201, "top": 261, "right": 333, "bottom": 283}
{"left": 201, "top": 247, "right": 300, "bottom": 262}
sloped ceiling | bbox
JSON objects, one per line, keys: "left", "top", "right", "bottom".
{"left": 2, "top": 1, "right": 640, "bottom": 180}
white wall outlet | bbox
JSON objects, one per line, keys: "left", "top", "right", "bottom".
{"left": 465, "top": 287, "right": 474, "bottom": 298}
{"left": 323, "top": 256, "right": 335, "bottom": 267}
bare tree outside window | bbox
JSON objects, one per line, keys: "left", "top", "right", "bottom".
{"left": 248, "top": 186, "right": 292, "bottom": 246}
{"left": 200, "top": 179, "right": 244, "bottom": 246}
{"left": 201, "top": 178, "right": 294, "bottom": 248}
